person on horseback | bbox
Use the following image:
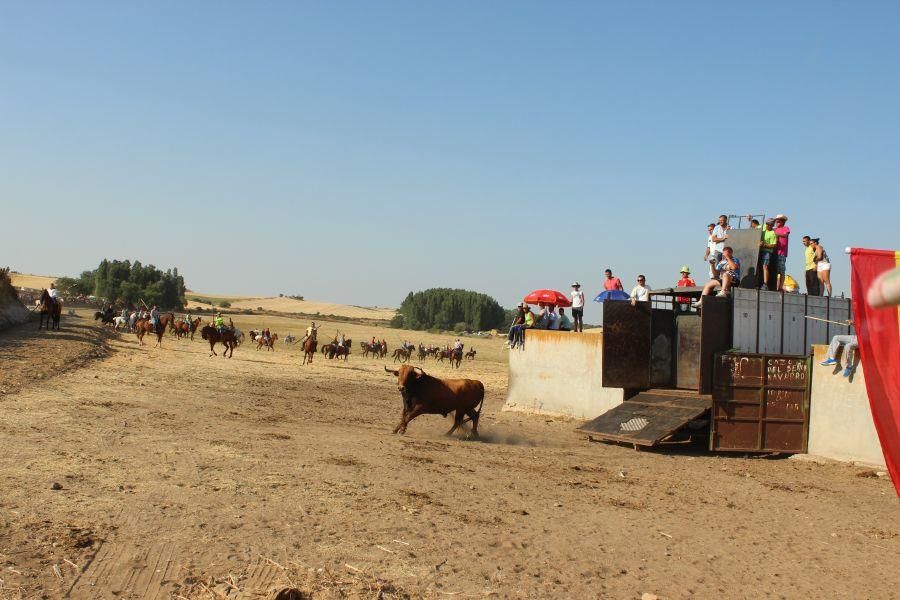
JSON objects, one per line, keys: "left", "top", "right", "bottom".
{"left": 337, "top": 332, "right": 345, "bottom": 348}
{"left": 264, "top": 327, "right": 271, "bottom": 342}
{"left": 150, "top": 305, "right": 160, "bottom": 332}
{"left": 302, "top": 322, "right": 318, "bottom": 344}
{"left": 214, "top": 312, "right": 225, "bottom": 334}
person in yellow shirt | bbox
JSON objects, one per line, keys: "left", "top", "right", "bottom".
{"left": 759, "top": 219, "right": 778, "bottom": 290}
{"left": 802, "top": 235, "right": 820, "bottom": 296}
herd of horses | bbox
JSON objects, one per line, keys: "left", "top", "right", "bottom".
{"left": 42, "top": 302, "right": 479, "bottom": 369}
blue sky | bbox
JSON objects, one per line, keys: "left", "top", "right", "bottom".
{"left": 3, "top": 2, "right": 898, "bottom": 321}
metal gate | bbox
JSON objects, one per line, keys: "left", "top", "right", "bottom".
{"left": 602, "top": 300, "right": 651, "bottom": 389}
{"left": 710, "top": 352, "right": 810, "bottom": 453}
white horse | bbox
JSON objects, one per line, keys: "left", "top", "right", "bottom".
{"left": 113, "top": 316, "right": 128, "bottom": 331}
{"left": 233, "top": 329, "right": 244, "bottom": 346}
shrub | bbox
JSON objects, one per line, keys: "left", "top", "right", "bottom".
{"left": 390, "top": 314, "right": 405, "bottom": 329}
{"left": 219, "top": 301, "right": 231, "bottom": 308}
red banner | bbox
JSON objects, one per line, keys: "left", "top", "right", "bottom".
{"left": 850, "top": 248, "right": 900, "bottom": 496}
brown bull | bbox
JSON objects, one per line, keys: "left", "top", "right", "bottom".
{"left": 384, "top": 365, "right": 485, "bottom": 438}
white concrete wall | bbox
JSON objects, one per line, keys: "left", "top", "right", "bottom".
{"left": 807, "top": 344, "right": 887, "bottom": 467}
{"left": 504, "top": 330, "right": 624, "bottom": 420}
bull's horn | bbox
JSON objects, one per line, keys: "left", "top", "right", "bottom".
{"left": 384, "top": 366, "right": 399, "bottom": 375}
{"left": 413, "top": 367, "right": 424, "bottom": 375}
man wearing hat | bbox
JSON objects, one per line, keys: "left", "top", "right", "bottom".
{"left": 759, "top": 219, "right": 778, "bottom": 290}
{"left": 570, "top": 282, "right": 585, "bottom": 333}
{"left": 773, "top": 214, "right": 791, "bottom": 291}
{"left": 675, "top": 266, "right": 696, "bottom": 311}
{"left": 801, "top": 235, "right": 821, "bottom": 296}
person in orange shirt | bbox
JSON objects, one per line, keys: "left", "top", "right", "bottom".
{"left": 675, "top": 266, "right": 696, "bottom": 311}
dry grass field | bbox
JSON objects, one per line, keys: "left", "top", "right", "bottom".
{"left": 0, "top": 310, "right": 898, "bottom": 599}
{"left": 185, "top": 296, "right": 397, "bottom": 322}
{"left": 7, "top": 273, "right": 57, "bottom": 290}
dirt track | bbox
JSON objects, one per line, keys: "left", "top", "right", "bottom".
{"left": 0, "top": 313, "right": 898, "bottom": 599}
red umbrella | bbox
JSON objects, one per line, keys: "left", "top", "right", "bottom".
{"left": 523, "top": 289, "right": 572, "bottom": 307}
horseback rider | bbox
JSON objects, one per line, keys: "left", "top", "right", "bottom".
{"left": 302, "top": 322, "right": 318, "bottom": 344}
{"left": 150, "top": 305, "right": 160, "bottom": 332}
{"left": 264, "top": 327, "right": 271, "bottom": 342}
{"left": 214, "top": 312, "right": 225, "bottom": 334}
{"left": 44, "top": 283, "right": 60, "bottom": 309}
{"left": 337, "top": 332, "right": 345, "bottom": 348}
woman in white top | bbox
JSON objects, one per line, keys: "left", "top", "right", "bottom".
{"left": 570, "top": 282, "right": 585, "bottom": 333}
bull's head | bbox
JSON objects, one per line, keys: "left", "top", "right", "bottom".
{"left": 385, "top": 365, "right": 425, "bottom": 410}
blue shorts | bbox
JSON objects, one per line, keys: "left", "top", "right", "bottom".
{"left": 776, "top": 255, "right": 787, "bottom": 275}
{"left": 760, "top": 250, "right": 772, "bottom": 266}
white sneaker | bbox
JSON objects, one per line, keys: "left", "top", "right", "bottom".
{"left": 716, "top": 291, "right": 727, "bottom": 297}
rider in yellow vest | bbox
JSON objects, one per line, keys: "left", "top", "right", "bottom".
{"left": 214, "top": 313, "right": 225, "bottom": 334}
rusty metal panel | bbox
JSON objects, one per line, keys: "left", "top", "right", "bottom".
{"left": 650, "top": 309, "right": 675, "bottom": 388}
{"left": 602, "top": 300, "right": 651, "bottom": 389}
{"left": 577, "top": 392, "right": 711, "bottom": 447}
{"left": 710, "top": 352, "right": 810, "bottom": 453}
{"left": 782, "top": 294, "right": 806, "bottom": 355}
{"left": 675, "top": 314, "right": 701, "bottom": 390}
{"left": 732, "top": 288, "right": 758, "bottom": 353}
{"left": 699, "top": 296, "right": 732, "bottom": 395}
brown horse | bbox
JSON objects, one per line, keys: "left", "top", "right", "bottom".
{"left": 302, "top": 335, "right": 318, "bottom": 365}
{"left": 38, "top": 290, "right": 62, "bottom": 330}
{"left": 256, "top": 333, "right": 278, "bottom": 351}
{"left": 331, "top": 338, "right": 352, "bottom": 361}
{"left": 392, "top": 347, "right": 411, "bottom": 363}
{"left": 200, "top": 325, "right": 237, "bottom": 358}
{"left": 134, "top": 313, "right": 175, "bottom": 347}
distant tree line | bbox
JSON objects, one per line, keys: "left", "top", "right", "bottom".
{"left": 56, "top": 259, "right": 187, "bottom": 309}
{"left": 392, "top": 288, "right": 507, "bottom": 332}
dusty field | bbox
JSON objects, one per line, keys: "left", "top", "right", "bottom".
{"left": 0, "top": 312, "right": 898, "bottom": 599}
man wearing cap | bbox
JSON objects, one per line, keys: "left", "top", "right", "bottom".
{"left": 801, "top": 235, "right": 821, "bottom": 296}
{"left": 675, "top": 266, "right": 696, "bottom": 311}
{"left": 570, "top": 282, "right": 585, "bottom": 333}
{"left": 773, "top": 215, "right": 791, "bottom": 291}
{"left": 759, "top": 219, "right": 778, "bottom": 290}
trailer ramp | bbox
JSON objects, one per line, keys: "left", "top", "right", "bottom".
{"left": 577, "top": 391, "right": 711, "bottom": 447}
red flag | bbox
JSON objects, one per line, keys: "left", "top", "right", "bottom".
{"left": 850, "top": 248, "right": 900, "bottom": 496}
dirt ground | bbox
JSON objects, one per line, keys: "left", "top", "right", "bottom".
{"left": 0, "top": 311, "right": 897, "bottom": 599}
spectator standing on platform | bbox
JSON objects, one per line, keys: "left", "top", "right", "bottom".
{"left": 704, "top": 223, "right": 717, "bottom": 278}
{"left": 603, "top": 269, "right": 624, "bottom": 291}
{"left": 773, "top": 215, "right": 791, "bottom": 291}
{"left": 630, "top": 275, "right": 650, "bottom": 304}
{"left": 570, "top": 282, "right": 585, "bottom": 333}
{"left": 812, "top": 238, "right": 833, "bottom": 297}
{"left": 709, "top": 215, "right": 730, "bottom": 278}
{"left": 676, "top": 266, "right": 696, "bottom": 311}
{"left": 759, "top": 219, "right": 777, "bottom": 290}
{"left": 802, "top": 235, "right": 821, "bottom": 296}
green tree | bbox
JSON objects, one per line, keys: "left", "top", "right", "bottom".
{"left": 397, "top": 288, "right": 506, "bottom": 331}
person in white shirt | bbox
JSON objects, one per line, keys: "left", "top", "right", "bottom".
{"left": 47, "top": 284, "right": 59, "bottom": 300}
{"left": 570, "top": 282, "right": 585, "bottom": 333}
{"left": 708, "top": 215, "right": 730, "bottom": 277}
{"left": 547, "top": 306, "right": 560, "bottom": 330}
{"left": 630, "top": 275, "right": 650, "bottom": 304}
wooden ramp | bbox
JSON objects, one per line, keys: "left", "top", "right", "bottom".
{"left": 576, "top": 391, "right": 711, "bottom": 447}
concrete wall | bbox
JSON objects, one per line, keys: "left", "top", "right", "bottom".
{"left": 504, "top": 329, "right": 625, "bottom": 420}
{"left": 807, "top": 344, "right": 887, "bottom": 467}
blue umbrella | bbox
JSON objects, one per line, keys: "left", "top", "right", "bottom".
{"left": 594, "top": 289, "right": 631, "bottom": 302}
